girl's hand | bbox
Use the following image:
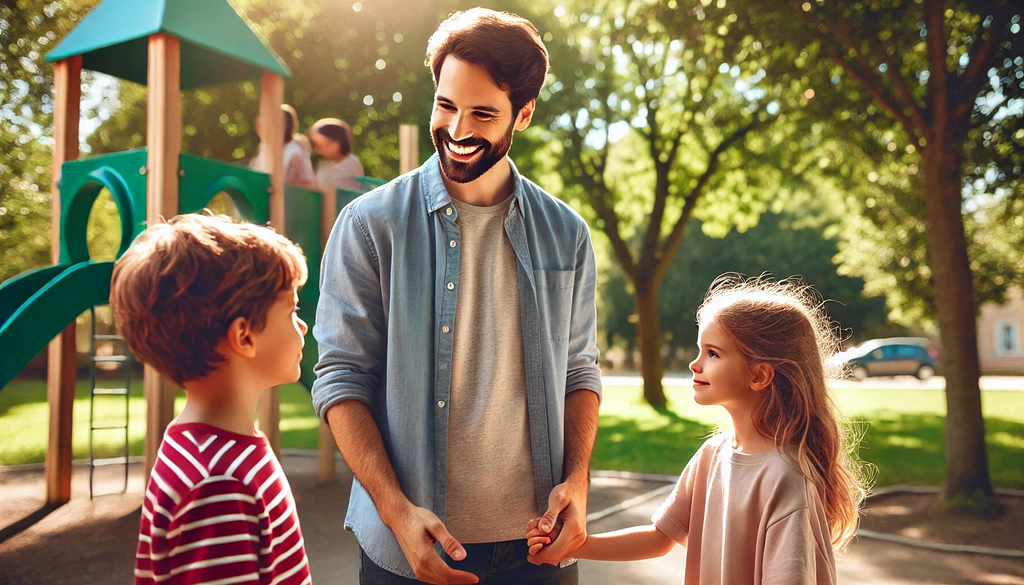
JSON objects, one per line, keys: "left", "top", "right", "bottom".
{"left": 525, "top": 517, "right": 560, "bottom": 556}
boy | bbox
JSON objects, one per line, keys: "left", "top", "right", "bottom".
{"left": 110, "top": 213, "right": 312, "bottom": 585}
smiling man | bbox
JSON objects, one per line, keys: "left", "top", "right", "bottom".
{"left": 311, "top": 8, "right": 602, "bottom": 585}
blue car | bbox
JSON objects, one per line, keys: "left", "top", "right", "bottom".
{"left": 835, "top": 337, "right": 938, "bottom": 381}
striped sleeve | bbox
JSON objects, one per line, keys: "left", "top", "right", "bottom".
{"left": 140, "top": 476, "right": 264, "bottom": 585}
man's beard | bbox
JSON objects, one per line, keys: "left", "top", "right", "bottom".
{"left": 432, "top": 119, "right": 515, "bottom": 184}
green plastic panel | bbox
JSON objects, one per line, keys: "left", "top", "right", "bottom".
{"left": 59, "top": 149, "right": 148, "bottom": 264}
{"left": 46, "top": 0, "right": 290, "bottom": 89}
{"left": 283, "top": 185, "right": 323, "bottom": 391}
{"left": 179, "top": 153, "right": 270, "bottom": 223}
{"left": 0, "top": 262, "right": 114, "bottom": 389}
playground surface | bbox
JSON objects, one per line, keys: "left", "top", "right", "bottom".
{"left": 2, "top": 454, "right": 1023, "bottom": 585}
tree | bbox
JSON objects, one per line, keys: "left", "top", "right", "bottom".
{"left": 746, "top": 0, "right": 1023, "bottom": 503}
{"left": 524, "top": 0, "right": 788, "bottom": 407}
{"left": 0, "top": 0, "right": 101, "bottom": 281}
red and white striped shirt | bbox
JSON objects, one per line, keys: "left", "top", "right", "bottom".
{"left": 135, "top": 422, "right": 312, "bottom": 585}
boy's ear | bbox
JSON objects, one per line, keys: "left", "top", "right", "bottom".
{"left": 224, "top": 316, "right": 257, "bottom": 358}
{"left": 749, "top": 363, "right": 775, "bottom": 392}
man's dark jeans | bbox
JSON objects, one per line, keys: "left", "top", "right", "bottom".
{"left": 359, "top": 540, "right": 579, "bottom": 584}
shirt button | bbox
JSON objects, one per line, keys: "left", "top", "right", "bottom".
{"left": 445, "top": 207, "right": 453, "bottom": 216}
{"left": 447, "top": 282, "right": 454, "bottom": 290}
{"left": 437, "top": 400, "right": 446, "bottom": 408}
{"left": 449, "top": 240, "right": 456, "bottom": 248}
{"left": 442, "top": 325, "right": 450, "bottom": 333}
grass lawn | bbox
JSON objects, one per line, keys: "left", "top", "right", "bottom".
{"left": 2, "top": 377, "right": 1022, "bottom": 488}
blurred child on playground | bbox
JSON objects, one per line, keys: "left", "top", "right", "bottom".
{"left": 526, "top": 275, "right": 870, "bottom": 584}
{"left": 250, "top": 104, "right": 316, "bottom": 188}
{"left": 110, "top": 213, "right": 313, "bottom": 585}
{"left": 309, "top": 117, "right": 365, "bottom": 194}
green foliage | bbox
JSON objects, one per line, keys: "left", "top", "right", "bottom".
{"left": 0, "top": 0, "right": 101, "bottom": 280}
{"left": 599, "top": 211, "right": 900, "bottom": 364}
{"left": 740, "top": 0, "right": 1024, "bottom": 326}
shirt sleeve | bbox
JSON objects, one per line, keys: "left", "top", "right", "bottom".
{"left": 564, "top": 221, "right": 603, "bottom": 398}
{"left": 311, "top": 204, "right": 387, "bottom": 419}
{"left": 651, "top": 449, "right": 702, "bottom": 545}
{"left": 154, "top": 478, "right": 264, "bottom": 585}
{"left": 761, "top": 507, "right": 835, "bottom": 585}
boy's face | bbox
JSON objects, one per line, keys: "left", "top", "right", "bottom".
{"left": 251, "top": 288, "right": 308, "bottom": 386}
{"left": 430, "top": 56, "right": 530, "bottom": 184}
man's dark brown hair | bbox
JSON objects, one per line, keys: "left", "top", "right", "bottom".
{"left": 425, "top": 8, "right": 549, "bottom": 114}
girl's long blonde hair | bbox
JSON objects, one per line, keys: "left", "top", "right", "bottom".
{"left": 696, "top": 275, "right": 871, "bottom": 551}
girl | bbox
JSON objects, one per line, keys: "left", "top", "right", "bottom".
{"left": 309, "top": 117, "right": 366, "bottom": 193}
{"left": 528, "top": 275, "right": 870, "bottom": 584}
{"left": 250, "top": 105, "right": 316, "bottom": 188}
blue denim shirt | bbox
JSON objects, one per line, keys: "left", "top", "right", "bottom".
{"left": 311, "top": 154, "right": 602, "bottom": 578}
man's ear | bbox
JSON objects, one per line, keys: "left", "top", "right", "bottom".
{"left": 224, "top": 316, "right": 257, "bottom": 358}
{"left": 514, "top": 99, "right": 536, "bottom": 131}
{"left": 750, "top": 363, "right": 775, "bottom": 392}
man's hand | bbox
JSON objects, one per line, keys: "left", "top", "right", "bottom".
{"left": 386, "top": 504, "right": 479, "bottom": 584}
{"left": 527, "top": 480, "right": 587, "bottom": 566}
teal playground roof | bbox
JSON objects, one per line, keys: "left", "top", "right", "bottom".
{"left": 46, "top": 0, "right": 291, "bottom": 89}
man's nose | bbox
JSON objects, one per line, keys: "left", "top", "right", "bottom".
{"left": 448, "top": 112, "right": 472, "bottom": 142}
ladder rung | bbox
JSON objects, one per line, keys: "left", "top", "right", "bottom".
{"left": 91, "top": 424, "right": 129, "bottom": 431}
{"left": 93, "top": 355, "right": 129, "bottom": 363}
{"left": 92, "top": 457, "right": 130, "bottom": 467}
{"left": 94, "top": 334, "right": 125, "bottom": 341}
{"left": 93, "top": 388, "right": 130, "bottom": 396}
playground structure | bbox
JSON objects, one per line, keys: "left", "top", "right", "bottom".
{"left": 0, "top": 0, "right": 419, "bottom": 504}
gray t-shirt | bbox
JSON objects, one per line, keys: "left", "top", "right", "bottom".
{"left": 445, "top": 195, "right": 536, "bottom": 543}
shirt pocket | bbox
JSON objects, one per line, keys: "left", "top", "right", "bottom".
{"left": 534, "top": 269, "right": 575, "bottom": 343}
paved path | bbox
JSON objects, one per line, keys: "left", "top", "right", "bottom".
{"left": 2, "top": 455, "right": 1022, "bottom": 584}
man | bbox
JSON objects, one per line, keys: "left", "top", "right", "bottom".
{"left": 312, "top": 8, "right": 601, "bottom": 584}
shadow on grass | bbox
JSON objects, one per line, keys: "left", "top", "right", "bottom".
{"left": 592, "top": 413, "right": 714, "bottom": 476}
{"left": 851, "top": 414, "right": 1024, "bottom": 488}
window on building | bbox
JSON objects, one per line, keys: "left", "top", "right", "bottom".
{"left": 995, "top": 319, "right": 1021, "bottom": 357}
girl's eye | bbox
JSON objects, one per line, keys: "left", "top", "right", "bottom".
{"left": 708, "top": 350, "right": 719, "bottom": 358}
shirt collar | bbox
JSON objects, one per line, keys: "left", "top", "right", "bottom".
{"left": 422, "top": 152, "right": 525, "bottom": 217}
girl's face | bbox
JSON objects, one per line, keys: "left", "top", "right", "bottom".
{"left": 689, "top": 320, "right": 759, "bottom": 411}
{"left": 311, "top": 131, "right": 342, "bottom": 159}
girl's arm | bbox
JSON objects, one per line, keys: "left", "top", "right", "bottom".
{"left": 529, "top": 523, "right": 680, "bottom": 562}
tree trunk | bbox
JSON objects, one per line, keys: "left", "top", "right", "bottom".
{"left": 634, "top": 276, "right": 667, "bottom": 408}
{"left": 922, "top": 143, "right": 993, "bottom": 501}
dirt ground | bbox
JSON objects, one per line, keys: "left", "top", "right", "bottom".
{"left": 861, "top": 490, "right": 1024, "bottom": 553}
{"left": 2, "top": 455, "right": 1023, "bottom": 585}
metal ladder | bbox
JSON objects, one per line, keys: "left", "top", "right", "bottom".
{"left": 88, "top": 306, "right": 132, "bottom": 498}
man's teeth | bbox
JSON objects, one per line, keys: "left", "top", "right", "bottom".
{"left": 448, "top": 142, "right": 480, "bottom": 156}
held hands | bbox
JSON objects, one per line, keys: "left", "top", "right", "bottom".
{"left": 525, "top": 480, "right": 587, "bottom": 566}
{"left": 388, "top": 504, "right": 479, "bottom": 584}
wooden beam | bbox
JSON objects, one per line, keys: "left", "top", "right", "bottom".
{"left": 258, "top": 71, "right": 285, "bottom": 455}
{"left": 144, "top": 34, "right": 182, "bottom": 479}
{"left": 399, "top": 124, "right": 419, "bottom": 174}
{"left": 317, "top": 181, "right": 338, "bottom": 483}
{"left": 45, "top": 56, "right": 81, "bottom": 506}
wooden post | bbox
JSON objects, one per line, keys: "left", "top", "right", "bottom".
{"left": 45, "top": 56, "right": 82, "bottom": 505}
{"left": 317, "top": 187, "right": 338, "bottom": 484}
{"left": 399, "top": 124, "right": 419, "bottom": 174}
{"left": 144, "top": 34, "right": 182, "bottom": 479}
{"left": 257, "top": 71, "right": 285, "bottom": 455}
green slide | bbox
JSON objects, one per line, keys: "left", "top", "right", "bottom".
{"left": 0, "top": 261, "right": 114, "bottom": 388}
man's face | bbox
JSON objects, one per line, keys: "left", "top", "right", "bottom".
{"left": 430, "top": 56, "right": 529, "bottom": 184}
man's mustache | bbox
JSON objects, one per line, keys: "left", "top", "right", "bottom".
{"left": 435, "top": 129, "right": 489, "bottom": 149}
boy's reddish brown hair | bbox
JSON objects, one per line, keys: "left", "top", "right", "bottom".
{"left": 110, "top": 214, "right": 307, "bottom": 385}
